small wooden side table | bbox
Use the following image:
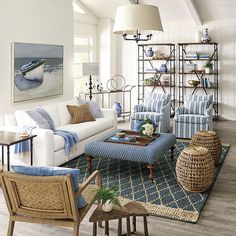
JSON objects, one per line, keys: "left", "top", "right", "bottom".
{"left": 0, "top": 131, "right": 37, "bottom": 171}
{"left": 89, "top": 201, "right": 149, "bottom": 236}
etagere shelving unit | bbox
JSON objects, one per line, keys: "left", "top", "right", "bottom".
{"left": 178, "top": 42, "right": 219, "bottom": 119}
{"left": 137, "top": 43, "right": 176, "bottom": 113}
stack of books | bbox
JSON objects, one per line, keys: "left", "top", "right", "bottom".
{"left": 201, "top": 78, "right": 211, "bottom": 88}
{"left": 198, "top": 54, "right": 209, "bottom": 59}
{"left": 185, "top": 51, "right": 198, "bottom": 59}
{"left": 108, "top": 135, "right": 136, "bottom": 143}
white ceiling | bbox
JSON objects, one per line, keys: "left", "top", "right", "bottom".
{"left": 79, "top": 0, "right": 236, "bottom": 24}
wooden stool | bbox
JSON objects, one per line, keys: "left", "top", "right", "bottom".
{"left": 89, "top": 201, "right": 149, "bottom": 236}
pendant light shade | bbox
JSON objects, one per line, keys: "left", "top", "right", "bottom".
{"left": 113, "top": 5, "right": 163, "bottom": 41}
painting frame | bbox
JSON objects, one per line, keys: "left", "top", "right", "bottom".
{"left": 12, "top": 42, "right": 64, "bottom": 103}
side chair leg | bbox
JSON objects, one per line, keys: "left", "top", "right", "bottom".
{"left": 86, "top": 155, "right": 93, "bottom": 174}
{"left": 7, "top": 220, "right": 15, "bottom": 236}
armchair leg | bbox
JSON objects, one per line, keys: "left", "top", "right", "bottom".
{"left": 7, "top": 219, "right": 15, "bottom": 236}
{"left": 171, "top": 146, "right": 175, "bottom": 162}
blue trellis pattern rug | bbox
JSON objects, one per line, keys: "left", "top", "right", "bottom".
{"left": 63, "top": 141, "right": 230, "bottom": 223}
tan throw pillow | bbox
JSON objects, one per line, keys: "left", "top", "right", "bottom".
{"left": 67, "top": 103, "right": 95, "bottom": 124}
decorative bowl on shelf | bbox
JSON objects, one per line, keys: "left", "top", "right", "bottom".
{"left": 188, "top": 80, "right": 200, "bottom": 87}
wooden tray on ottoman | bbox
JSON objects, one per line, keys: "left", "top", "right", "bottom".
{"left": 104, "top": 130, "right": 160, "bottom": 146}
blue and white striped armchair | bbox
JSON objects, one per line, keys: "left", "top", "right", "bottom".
{"left": 130, "top": 93, "right": 171, "bottom": 133}
{"left": 173, "top": 95, "right": 214, "bottom": 139}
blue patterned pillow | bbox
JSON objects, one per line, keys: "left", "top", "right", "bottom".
{"left": 11, "top": 165, "right": 87, "bottom": 209}
{"left": 185, "top": 101, "right": 208, "bottom": 115}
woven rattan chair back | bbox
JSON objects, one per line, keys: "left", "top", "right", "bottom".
{"left": 0, "top": 170, "right": 103, "bottom": 236}
{"left": 1, "top": 172, "right": 78, "bottom": 221}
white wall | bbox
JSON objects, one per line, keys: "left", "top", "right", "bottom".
{"left": 0, "top": 0, "right": 74, "bottom": 114}
{"left": 117, "top": 21, "right": 236, "bottom": 121}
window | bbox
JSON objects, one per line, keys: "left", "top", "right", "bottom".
{"left": 74, "top": 35, "right": 94, "bottom": 96}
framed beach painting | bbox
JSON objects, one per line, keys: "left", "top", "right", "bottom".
{"left": 13, "top": 42, "right": 63, "bottom": 103}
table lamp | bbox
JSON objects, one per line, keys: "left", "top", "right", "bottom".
{"left": 82, "top": 62, "right": 99, "bottom": 100}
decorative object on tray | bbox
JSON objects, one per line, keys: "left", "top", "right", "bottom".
{"left": 106, "top": 74, "right": 126, "bottom": 91}
{"left": 13, "top": 42, "right": 63, "bottom": 103}
{"left": 188, "top": 80, "right": 200, "bottom": 87}
{"left": 104, "top": 129, "right": 159, "bottom": 146}
{"left": 95, "top": 186, "right": 121, "bottom": 212}
{"left": 141, "top": 119, "right": 155, "bottom": 137}
{"left": 116, "top": 132, "right": 126, "bottom": 138}
{"left": 176, "top": 146, "right": 215, "bottom": 193}
{"left": 113, "top": 102, "right": 122, "bottom": 116}
{"left": 203, "top": 60, "right": 213, "bottom": 73}
{"left": 146, "top": 47, "right": 154, "bottom": 57}
{"left": 190, "top": 130, "right": 222, "bottom": 164}
{"left": 201, "top": 28, "right": 211, "bottom": 43}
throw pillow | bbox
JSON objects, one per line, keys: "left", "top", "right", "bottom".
{"left": 144, "top": 99, "right": 165, "bottom": 112}
{"left": 26, "top": 110, "right": 51, "bottom": 129}
{"left": 67, "top": 103, "right": 95, "bottom": 124}
{"left": 185, "top": 101, "right": 208, "bottom": 115}
{"left": 77, "top": 97, "right": 103, "bottom": 118}
{"left": 11, "top": 165, "right": 87, "bottom": 209}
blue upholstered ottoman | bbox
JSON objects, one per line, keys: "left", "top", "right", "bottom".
{"left": 84, "top": 132, "right": 176, "bottom": 182}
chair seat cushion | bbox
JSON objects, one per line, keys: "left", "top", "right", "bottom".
{"left": 11, "top": 166, "right": 87, "bottom": 209}
{"left": 174, "top": 114, "right": 208, "bottom": 124}
{"left": 131, "top": 112, "right": 162, "bottom": 122}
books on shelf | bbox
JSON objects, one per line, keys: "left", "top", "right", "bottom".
{"left": 146, "top": 68, "right": 158, "bottom": 72}
{"left": 108, "top": 135, "right": 136, "bottom": 143}
{"left": 201, "top": 78, "right": 211, "bottom": 88}
{"left": 185, "top": 51, "right": 198, "bottom": 59}
{"left": 198, "top": 54, "right": 209, "bottom": 59}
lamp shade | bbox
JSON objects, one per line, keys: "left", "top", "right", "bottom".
{"left": 113, "top": 5, "right": 163, "bottom": 34}
{"left": 82, "top": 62, "right": 99, "bottom": 76}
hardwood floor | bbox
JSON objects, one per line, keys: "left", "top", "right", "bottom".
{"left": 0, "top": 120, "right": 236, "bottom": 236}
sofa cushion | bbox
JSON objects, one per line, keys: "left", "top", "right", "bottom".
{"left": 54, "top": 118, "right": 114, "bottom": 151}
{"left": 174, "top": 114, "right": 207, "bottom": 124}
{"left": 11, "top": 165, "right": 87, "bottom": 209}
{"left": 56, "top": 99, "right": 78, "bottom": 126}
{"left": 67, "top": 104, "right": 95, "bottom": 124}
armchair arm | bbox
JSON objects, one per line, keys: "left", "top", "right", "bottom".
{"left": 175, "top": 105, "right": 185, "bottom": 115}
{"left": 77, "top": 170, "right": 102, "bottom": 197}
{"left": 205, "top": 104, "right": 213, "bottom": 116}
{"left": 133, "top": 104, "right": 144, "bottom": 112}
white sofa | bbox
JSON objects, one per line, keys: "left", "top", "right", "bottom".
{"left": 0, "top": 99, "right": 117, "bottom": 166}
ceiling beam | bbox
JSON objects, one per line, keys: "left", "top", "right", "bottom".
{"left": 184, "top": 0, "right": 202, "bottom": 26}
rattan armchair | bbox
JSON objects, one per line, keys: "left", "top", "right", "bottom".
{"left": 0, "top": 170, "right": 102, "bottom": 236}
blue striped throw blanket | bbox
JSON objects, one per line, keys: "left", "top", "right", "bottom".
{"left": 15, "top": 107, "right": 79, "bottom": 156}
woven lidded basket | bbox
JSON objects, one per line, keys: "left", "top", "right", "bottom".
{"left": 176, "top": 146, "right": 215, "bottom": 192}
{"left": 190, "top": 130, "right": 222, "bottom": 164}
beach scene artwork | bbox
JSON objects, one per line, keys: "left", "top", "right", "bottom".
{"left": 13, "top": 42, "right": 63, "bottom": 102}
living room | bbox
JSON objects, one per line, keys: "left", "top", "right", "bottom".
{"left": 0, "top": 0, "right": 235, "bottom": 235}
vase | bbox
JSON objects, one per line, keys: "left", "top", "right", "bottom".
{"left": 102, "top": 200, "right": 113, "bottom": 212}
{"left": 201, "top": 28, "right": 211, "bottom": 43}
{"left": 146, "top": 47, "right": 154, "bottom": 57}
{"left": 113, "top": 102, "right": 122, "bottom": 116}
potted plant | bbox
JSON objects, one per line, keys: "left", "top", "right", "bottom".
{"left": 203, "top": 61, "right": 213, "bottom": 73}
{"left": 95, "top": 186, "right": 121, "bottom": 212}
